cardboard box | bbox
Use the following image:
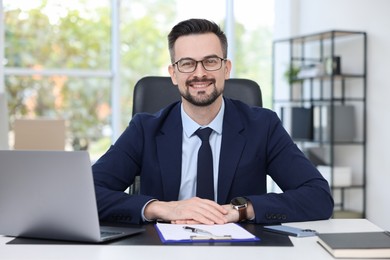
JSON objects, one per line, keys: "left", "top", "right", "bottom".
{"left": 317, "top": 165, "right": 352, "bottom": 187}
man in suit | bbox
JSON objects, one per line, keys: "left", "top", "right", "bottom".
{"left": 93, "top": 18, "right": 334, "bottom": 225}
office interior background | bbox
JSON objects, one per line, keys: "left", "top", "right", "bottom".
{"left": 0, "top": 0, "right": 389, "bottom": 231}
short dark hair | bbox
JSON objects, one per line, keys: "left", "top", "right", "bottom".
{"left": 168, "top": 18, "right": 228, "bottom": 63}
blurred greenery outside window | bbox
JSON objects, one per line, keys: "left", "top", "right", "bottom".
{"left": 3, "top": 0, "right": 273, "bottom": 160}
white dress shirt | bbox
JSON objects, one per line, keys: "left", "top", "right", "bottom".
{"left": 179, "top": 100, "right": 224, "bottom": 202}
{"left": 141, "top": 100, "right": 225, "bottom": 221}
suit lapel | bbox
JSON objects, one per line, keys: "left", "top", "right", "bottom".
{"left": 154, "top": 99, "right": 245, "bottom": 203}
{"left": 156, "top": 104, "right": 183, "bottom": 201}
{"left": 217, "top": 99, "right": 246, "bottom": 204}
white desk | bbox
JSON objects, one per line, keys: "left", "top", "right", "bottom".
{"left": 0, "top": 219, "right": 385, "bottom": 260}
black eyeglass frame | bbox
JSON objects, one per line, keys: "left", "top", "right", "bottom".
{"left": 172, "top": 56, "right": 227, "bottom": 73}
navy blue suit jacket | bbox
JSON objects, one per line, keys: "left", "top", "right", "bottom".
{"left": 93, "top": 98, "right": 334, "bottom": 224}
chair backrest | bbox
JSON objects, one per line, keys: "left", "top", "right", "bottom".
{"left": 132, "top": 76, "right": 262, "bottom": 116}
{"left": 13, "top": 119, "right": 66, "bottom": 150}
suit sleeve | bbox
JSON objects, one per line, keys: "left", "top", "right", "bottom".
{"left": 92, "top": 115, "right": 155, "bottom": 224}
{"left": 248, "top": 111, "right": 334, "bottom": 224}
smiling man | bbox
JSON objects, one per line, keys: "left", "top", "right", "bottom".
{"left": 92, "top": 18, "right": 334, "bottom": 225}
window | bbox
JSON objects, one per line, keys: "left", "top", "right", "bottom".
{"left": 1, "top": 0, "right": 274, "bottom": 159}
{"left": 3, "top": 0, "right": 112, "bottom": 158}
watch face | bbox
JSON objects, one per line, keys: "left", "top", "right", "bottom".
{"left": 231, "top": 197, "right": 247, "bottom": 206}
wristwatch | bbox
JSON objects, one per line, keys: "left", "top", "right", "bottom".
{"left": 230, "top": 197, "right": 248, "bottom": 222}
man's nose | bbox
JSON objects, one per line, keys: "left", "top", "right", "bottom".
{"left": 192, "top": 61, "right": 207, "bottom": 77}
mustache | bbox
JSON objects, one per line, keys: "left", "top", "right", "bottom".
{"left": 185, "top": 78, "right": 216, "bottom": 85}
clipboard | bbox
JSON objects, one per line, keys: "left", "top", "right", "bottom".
{"left": 155, "top": 223, "right": 260, "bottom": 244}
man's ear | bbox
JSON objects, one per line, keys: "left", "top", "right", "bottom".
{"left": 168, "top": 65, "right": 178, "bottom": 85}
{"left": 224, "top": 59, "right": 232, "bottom": 80}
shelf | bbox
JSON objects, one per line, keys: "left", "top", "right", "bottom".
{"left": 333, "top": 210, "right": 364, "bottom": 219}
{"left": 273, "top": 29, "right": 367, "bottom": 218}
{"left": 274, "top": 30, "right": 366, "bottom": 44}
{"left": 292, "top": 73, "right": 365, "bottom": 81}
{"left": 332, "top": 185, "right": 365, "bottom": 190}
{"left": 295, "top": 140, "right": 365, "bottom": 145}
{"left": 274, "top": 98, "right": 365, "bottom": 104}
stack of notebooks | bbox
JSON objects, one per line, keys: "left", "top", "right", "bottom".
{"left": 317, "top": 231, "right": 390, "bottom": 258}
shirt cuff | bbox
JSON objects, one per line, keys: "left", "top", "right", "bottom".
{"left": 141, "top": 199, "right": 158, "bottom": 222}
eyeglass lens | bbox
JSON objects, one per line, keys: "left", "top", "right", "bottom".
{"left": 176, "top": 57, "right": 223, "bottom": 73}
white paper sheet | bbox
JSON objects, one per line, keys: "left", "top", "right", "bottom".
{"left": 155, "top": 223, "right": 258, "bottom": 242}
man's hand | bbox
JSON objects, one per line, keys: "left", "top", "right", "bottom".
{"left": 144, "top": 197, "right": 228, "bottom": 224}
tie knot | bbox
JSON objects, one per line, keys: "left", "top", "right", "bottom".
{"left": 195, "top": 127, "right": 213, "bottom": 141}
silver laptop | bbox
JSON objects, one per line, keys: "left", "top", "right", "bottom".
{"left": 0, "top": 150, "right": 144, "bottom": 243}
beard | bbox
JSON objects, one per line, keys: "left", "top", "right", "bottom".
{"left": 180, "top": 77, "right": 222, "bottom": 107}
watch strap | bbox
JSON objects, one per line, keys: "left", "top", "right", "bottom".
{"left": 237, "top": 206, "right": 247, "bottom": 222}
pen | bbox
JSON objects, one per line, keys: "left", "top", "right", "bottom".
{"left": 183, "top": 226, "right": 213, "bottom": 236}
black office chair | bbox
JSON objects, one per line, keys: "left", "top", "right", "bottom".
{"left": 129, "top": 76, "right": 262, "bottom": 194}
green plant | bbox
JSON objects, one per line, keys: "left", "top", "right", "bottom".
{"left": 283, "top": 65, "right": 301, "bottom": 84}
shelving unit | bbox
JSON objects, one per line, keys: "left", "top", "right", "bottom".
{"left": 272, "top": 30, "right": 367, "bottom": 218}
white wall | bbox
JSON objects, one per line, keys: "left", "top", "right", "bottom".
{"left": 274, "top": 0, "right": 390, "bottom": 230}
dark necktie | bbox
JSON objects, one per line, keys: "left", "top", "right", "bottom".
{"left": 195, "top": 127, "right": 214, "bottom": 200}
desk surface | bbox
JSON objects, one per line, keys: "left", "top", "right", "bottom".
{"left": 0, "top": 219, "right": 384, "bottom": 260}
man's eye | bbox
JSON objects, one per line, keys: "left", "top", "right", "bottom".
{"left": 181, "top": 60, "right": 195, "bottom": 67}
{"left": 204, "top": 58, "right": 218, "bottom": 65}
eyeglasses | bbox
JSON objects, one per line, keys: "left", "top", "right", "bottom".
{"left": 173, "top": 56, "right": 226, "bottom": 73}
